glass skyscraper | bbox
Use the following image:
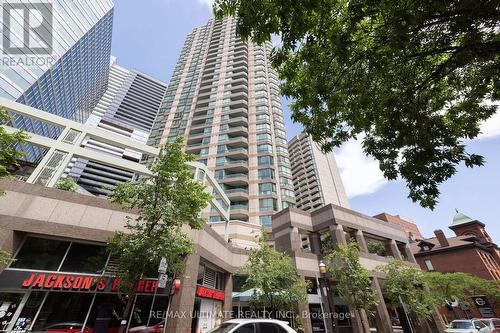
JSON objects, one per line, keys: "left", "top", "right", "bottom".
{"left": 1, "top": 0, "right": 114, "bottom": 160}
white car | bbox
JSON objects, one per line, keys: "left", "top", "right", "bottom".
{"left": 445, "top": 320, "right": 491, "bottom": 333}
{"left": 207, "top": 319, "right": 298, "bottom": 333}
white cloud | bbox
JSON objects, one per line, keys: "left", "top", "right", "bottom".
{"left": 477, "top": 110, "right": 500, "bottom": 140}
{"left": 335, "top": 139, "right": 388, "bottom": 198}
{"left": 197, "top": 0, "right": 214, "bottom": 8}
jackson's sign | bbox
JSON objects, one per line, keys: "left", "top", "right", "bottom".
{"left": 21, "top": 272, "right": 159, "bottom": 293}
{"left": 0, "top": 270, "right": 169, "bottom": 294}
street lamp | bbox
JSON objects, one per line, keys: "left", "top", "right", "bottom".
{"left": 319, "top": 261, "right": 327, "bottom": 274}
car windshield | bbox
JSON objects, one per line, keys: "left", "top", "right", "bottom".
{"left": 208, "top": 323, "right": 238, "bottom": 333}
{"left": 451, "top": 321, "right": 473, "bottom": 329}
{"left": 480, "top": 320, "right": 491, "bottom": 327}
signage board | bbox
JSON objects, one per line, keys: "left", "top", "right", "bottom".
{"left": 471, "top": 296, "right": 496, "bottom": 318}
{"left": 158, "top": 257, "right": 167, "bottom": 274}
{"left": 195, "top": 286, "right": 224, "bottom": 301}
{"left": 0, "top": 269, "right": 170, "bottom": 295}
{"left": 158, "top": 273, "right": 168, "bottom": 289}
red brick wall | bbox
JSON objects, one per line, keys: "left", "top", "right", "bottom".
{"left": 415, "top": 247, "right": 495, "bottom": 280}
{"left": 416, "top": 248, "right": 500, "bottom": 321}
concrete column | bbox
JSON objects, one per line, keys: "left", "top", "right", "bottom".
{"left": 371, "top": 278, "right": 393, "bottom": 333}
{"left": 166, "top": 253, "right": 200, "bottom": 332}
{"left": 403, "top": 244, "right": 417, "bottom": 263}
{"left": 223, "top": 273, "right": 233, "bottom": 321}
{"left": 430, "top": 306, "right": 447, "bottom": 333}
{"left": 310, "top": 232, "right": 322, "bottom": 255}
{"left": 349, "top": 308, "right": 364, "bottom": 333}
{"left": 298, "top": 301, "right": 312, "bottom": 333}
{"left": 329, "top": 224, "right": 347, "bottom": 250}
{"left": 388, "top": 240, "right": 402, "bottom": 260}
{"left": 355, "top": 230, "right": 368, "bottom": 253}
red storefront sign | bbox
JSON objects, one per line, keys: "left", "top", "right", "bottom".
{"left": 21, "top": 272, "right": 158, "bottom": 293}
{"left": 195, "top": 286, "right": 224, "bottom": 300}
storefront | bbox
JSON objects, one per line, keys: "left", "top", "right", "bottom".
{"left": 0, "top": 235, "right": 172, "bottom": 333}
{"left": 192, "top": 262, "right": 226, "bottom": 333}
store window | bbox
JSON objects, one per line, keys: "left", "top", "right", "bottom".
{"left": 11, "top": 291, "right": 46, "bottom": 331}
{"left": 31, "top": 292, "right": 94, "bottom": 331}
{"left": 11, "top": 237, "right": 69, "bottom": 271}
{"left": 0, "top": 293, "right": 25, "bottom": 331}
{"left": 85, "top": 294, "right": 125, "bottom": 332}
{"left": 128, "top": 295, "right": 168, "bottom": 329}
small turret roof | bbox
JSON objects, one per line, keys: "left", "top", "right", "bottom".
{"left": 452, "top": 211, "right": 475, "bottom": 226}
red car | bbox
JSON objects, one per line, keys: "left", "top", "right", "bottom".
{"left": 475, "top": 318, "right": 500, "bottom": 333}
{"left": 44, "top": 322, "right": 120, "bottom": 333}
{"left": 45, "top": 322, "right": 92, "bottom": 333}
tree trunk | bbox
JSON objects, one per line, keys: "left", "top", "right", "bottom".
{"left": 117, "top": 295, "right": 134, "bottom": 333}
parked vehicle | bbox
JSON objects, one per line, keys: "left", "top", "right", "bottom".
{"left": 44, "top": 322, "right": 92, "bottom": 333}
{"left": 44, "top": 322, "right": 120, "bottom": 333}
{"left": 128, "top": 320, "right": 164, "bottom": 333}
{"left": 444, "top": 319, "right": 491, "bottom": 333}
{"left": 208, "top": 319, "right": 298, "bottom": 333}
{"left": 475, "top": 318, "right": 500, "bottom": 333}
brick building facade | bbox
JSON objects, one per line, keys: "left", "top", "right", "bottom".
{"left": 374, "top": 213, "right": 424, "bottom": 241}
{"left": 410, "top": 211, "right": 500, "bottom": 321}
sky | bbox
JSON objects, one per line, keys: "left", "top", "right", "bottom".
{"left": 112, "top": 0, "right": 500, "bottom": 241}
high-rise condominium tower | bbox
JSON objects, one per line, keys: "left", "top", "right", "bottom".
{"left": 67, "top": 59, "right": 167, "bottom": 196}
{"left": 288, "top": 132, "right": 350, "bottom": 211}
{"left": 1, "top": 0, "right": 114, "bottom": 160}
{"left": 149, "top": 17, "right": 295, "bottom": 230}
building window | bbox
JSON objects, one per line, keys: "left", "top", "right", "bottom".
{"left": 11, "top": 237, "right": 69, "bottom": 271}
{"left": 258, "top": 168, "right": 275, "bottom": 180}
{"left": 11, "top": 236, "right": 109, "bottom": 274}
{"left": 209, "top": 216, "right": 220, "bottom": 223}
{"left": 257, "top": 144, "right": 272, "bottom": 153}
{"left": 59, "top": 243, "right": 107, "bottom": 274}
{"left": 424, "top": 260, "right": 434, "bottom": 271}
{"left": 281, "top": 188, "right": 295, "bottom": 198}
{"left": 259, "top": 183, "right": 276, "bottom": 195}
{"left": 259, "top": 198, "right": 278, "bottom": 212}
{"left": 258, "top": 155, "right": 273, "bottom": 166}
{"left": 256, "top": 133, "right": 271, "bottom": 142}
{"left": 259, "top": 216, "right": 272, "bottom": 227}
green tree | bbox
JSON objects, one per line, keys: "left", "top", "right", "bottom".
{"left": 424, "top": 271, "right": 500, "bottom": 308}
{"left": 0, "top": 250, "right": 12, "bottom": 266}
{"left": 107, "top": 138, "right": 212, "bottom": 332}
{"left": 367, "top": 241, "right": 387, "bottom": 257}
{"left": 326, "top": 241, "right": 378, "bottom": 332}
{"left": 0, "top": 106, "right": 29, "bottom": 196}
{"left": 55, "top": 177, "right": 78, "bottom": 192}
{"left": 241, "top": 232, "right": 309, "bottom": 319}
{"left": 214, "top": 0, "right": 499, "bottom": 208}
{"left": 378, "top": 260, "right": 435, "bottom": 319}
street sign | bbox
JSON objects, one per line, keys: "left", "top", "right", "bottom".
{"left": 158, "top": 257, "right": 167, "bottom": 274}
{"left": 158, "top": 273, "right": 168, "bottom": 289}
{"left": 472, "top": 296, "right": 496, "bottom": 318}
